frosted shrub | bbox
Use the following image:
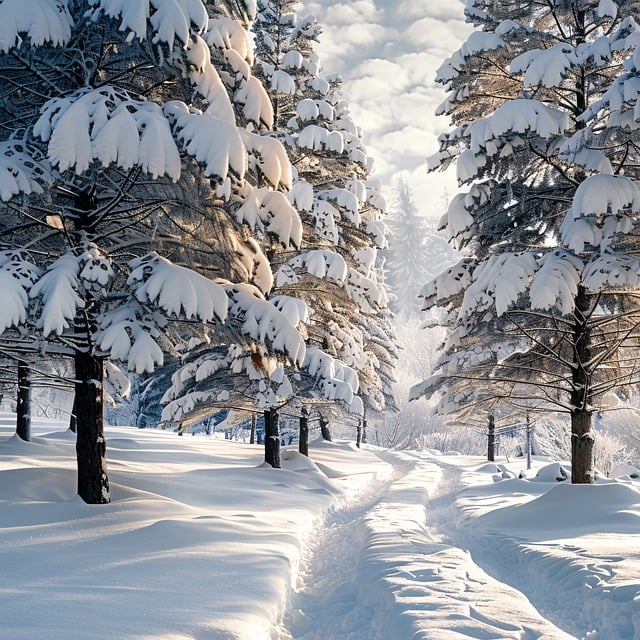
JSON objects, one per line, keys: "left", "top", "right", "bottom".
{"left": 593, "top": 431, "right": 634, "bottom": 477}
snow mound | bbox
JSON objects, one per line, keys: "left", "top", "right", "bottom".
{"left": 476, "top": 462, "right": 510, "bottom": 474}
{"left": 533, "top": 462, "right": 570, "bottom": 482}
{"left": 0, "top": 467, "right": 76, "bottom": 502}
{"left": 611, "top": 462, "right": 640, "bottom": 480}
{"left": 281, "top": 448, "right": 323, "bottom": 474}
{"left": 478, "top": 482, "right": 640, "bottom": 537}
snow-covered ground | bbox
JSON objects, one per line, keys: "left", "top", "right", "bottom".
{"left": 1, "top": 414, "right": 639, "bottom": 639}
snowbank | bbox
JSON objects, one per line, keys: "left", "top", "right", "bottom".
{"left": 1, "top": 416, "right": 639, "bottom": 639}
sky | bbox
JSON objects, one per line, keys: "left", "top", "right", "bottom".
{"left": 2, "top": 414, "right": 640, "bottom": 639}
{"left": 299, "top": 0, "right": 472, "bottom": 218}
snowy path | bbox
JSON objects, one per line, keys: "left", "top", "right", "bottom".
{"left": 281, "top": 450, "right": 577, "bottom": 640}
{"left": 280, "top": 470, "right": 401, "bottom": 639}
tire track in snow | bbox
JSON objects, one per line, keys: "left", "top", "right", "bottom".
{"left": 433, "top": 459, "right": 635, "bottom": 639}
{"left": 423, "top": 458, "right": 579, "bottom": 639}
{"left": 281, "top": 452, "right": 576, "bottom": 640}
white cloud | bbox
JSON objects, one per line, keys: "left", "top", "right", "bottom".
{"left": 397, "top": 0, "right": 468, "bottom": 21}
{"left": 323, "top": 1, "right": 381, "bottom": 23}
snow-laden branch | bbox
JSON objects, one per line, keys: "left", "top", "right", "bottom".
{"left": 456, "top": 99, "right": 571, "bottom": 181}
{"left": 205, "top": 16, "right": 252, "bottom": 63}
{"left": 224, "top": 283, "right": 306, "bottom": 365}
{"left": 436, "top": 30, "right": 507, "bottom": 83}
{"left": 420, "top": 257, "right": 476, "bottom": 309}
{"left": 583, "top": 254, "right": 640, "bottom": 289}
{"left": 235, "top": 186, "right": 302, "bottom": 248}
{"left": 129, "top": 253, "right": 228, "bottom": 323}
{"left": 30, "top": 253, "right": 87, "bottom": 336}
{"left": 98, "top": 253, "right": 230, "bottom": 373}
{"left": 240, "top": 130, "right": 292, "bottom": 190}
{"left": 0, "top": 0, "right": 73, "bottom": 52}
{"left": 571, "top": 173, "right": 640, "bottom": 218}
{"left": 0, "top": 142, "right": 50, "bottom": 200}
{"left": 165, "top": 100, "right": 246, "bottom": 182}
{"left": 35, "top": 87, "right": 181, "bottom": 180}
{"left": 561, "top": 174, "right": 640, "bottom": 252}
{"left": 529, "top": 250, "right": 582, "bottom": 315}
{"left": 302, "top": 346, "right": 362, "bottom": 414}
{"left": 87, "top": 0, "right": 208, "bottom": 49}
{"left": 460, "top": 252, "right": 537, "bottom": 318}
{"left": 345, "top": 268, "right": 385, "bottom": 313}
{"left": 510, "top": 39, "right": 615, "bottom": 89}
{"left": 186, "top": 34, "right": 236, "bottom": 122}
{"left": 278, "top": 249, "right": 348, "bottom": 285}
{"left": 269, "top": 295, "right": 310, "bottom": 327}
{"left": 235, "top": 76, "right": 274, "bottom": 128}
{"left": 0, "top": 251, "right": 40, "bottom": 334}
{"left": 450, "top": 250, "right": 586, "bottom": 320}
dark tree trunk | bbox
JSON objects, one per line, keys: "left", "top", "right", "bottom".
{"left": 571, "top": 409, "right": 594, "bottom": 484}
{"left": 264, "top": 407, "right": 281, "bottom": 468}
{"left": 16, "top": 362, "right": 31, "bottom": 442}
{"left": 299, "top": 409, "right": 308, "bottom": 457}
{"left": 250, "top": 412, "right": 257, "bottom": 445}
{"left": 69, "top": 394, "right": 77, "bottom": 433}
{"left": 75, "top": 350, "right": 110, "bottom": 504}
{"left": 356, "top": 422, "right": 362, "bottom": 448}
{"left": 487, "top": 414, "right": 495, "bottom": 462}
{"left": 362, "top": 416, "right": 367, "bottom": 444}
{"left": 571, "top": 286, "right": 595, "bottom": 484}
{"left": 320, "top": 417, "right": 332, "bottom": 442}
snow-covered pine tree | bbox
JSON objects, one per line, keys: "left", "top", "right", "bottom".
{"left": 384, "top": 177, "right": 455, "bottom": 319}
{"left": 0, "top": 0, "right": 311, "bottom": 501}
{"left": 159, "top": 0, "right": 399, "bottom": 455}
{"left": 146, "top": 2, "right": 359, "bottom": 467}
{"left": 416, "top": 0, "right": 640, "bottom": 483}
{"left": 255, "top": 0, "right": 398, "bottom": 418}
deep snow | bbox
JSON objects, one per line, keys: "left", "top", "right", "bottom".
{"left": 1, "top": 414, "right": 639, "bottom": 639}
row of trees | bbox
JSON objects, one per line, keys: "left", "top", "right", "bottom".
{"left": 417, "top": 0, "right": 640, "bottom": 483}
{"left": 0, "top": 0, "right": 396, "bottom": 501}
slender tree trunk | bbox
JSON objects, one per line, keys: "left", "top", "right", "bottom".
{"left": 75, "top": 350, "right": 110, "bottom": 504}
{"left": 487, "top": 414, "right": 495, "bottom": 462}
{"left": 250, "top": 412, "right": 256, "bottom": 445}
{"left": 299, "top": 409, "right": 308, "bottom": 457}
{"left": 69, "top": 394, "right": 77, "bottom": 433}
{"left": 264, "top": 407, "right": 281, "bottom": 468}
{"left": 356, "top": 422, "right": 362, "bottom": 448}
{"left": 16, "top": 362, "right": 31, "bottom": 442}
{"left": 571, "top": 286, "right": 595, "bottom": 484}
{"left": 320, "top": 417, "right": 332, "bottom": 442}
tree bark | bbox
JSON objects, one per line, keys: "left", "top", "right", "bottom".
{"left": 16, "top": 362, "right": 31, "bottom": 442}
{"left": 356, "top": 422, "right": 362, "bottom": 448}
{"left": 571, "top": 409, "right": 594, "bottom": 484}
{"left": 298, "top": 409, "right": 308, "bottom": 457}
{"left": 264, "top": 407, "right": 281, "bottom": 468}
{"left": 320, "top": 417, "right": 332, "bottom": 442}
{"left": 487, "top": 414, "right": 495, "bottom": 462}
{"left": 571, "top": 286, "right": 595, "bottom": 484}
{"left": 69, "top": 394, "right": 77, "bottom": 433}
{"left": 75, "top": 350, "right": 110, "bottom": 503}
{"left": 250, "top": 412, "right": 256, "bottom": 445}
